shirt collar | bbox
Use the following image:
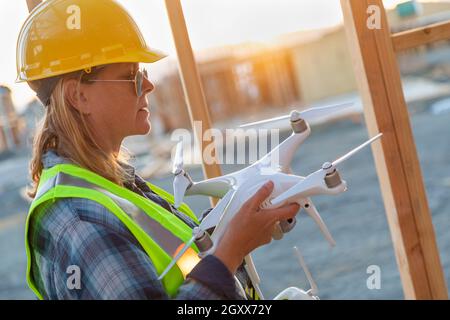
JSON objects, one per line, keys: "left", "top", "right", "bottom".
{"left": 42, "top": 149, "right": 70, "bottom": 168}
{"left": 118, "top": 160, "right": 136, "bottom": 185}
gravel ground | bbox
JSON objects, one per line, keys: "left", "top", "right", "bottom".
{"left": 0, "top": 108, "right": 449, "bottom": 300}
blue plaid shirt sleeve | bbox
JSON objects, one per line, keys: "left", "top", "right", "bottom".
{"left": 29, "top": 198, "right": 245, "bottom": 300}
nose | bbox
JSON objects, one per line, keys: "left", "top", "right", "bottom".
{"left": 142, "top": 77, "right": 154, "bottom": 97}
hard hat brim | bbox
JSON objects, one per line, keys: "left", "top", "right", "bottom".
{"left": 16, "top": 47, "right": 168, "bottom": 83}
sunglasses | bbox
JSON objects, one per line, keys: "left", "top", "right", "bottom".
{"left": 87, "top": 68, "right": 149, "bottom": 97}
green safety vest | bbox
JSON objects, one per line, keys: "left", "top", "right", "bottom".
{"left": 25, "top": 163, "right": 202, "bottom": 300}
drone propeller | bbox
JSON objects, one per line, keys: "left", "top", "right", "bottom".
{"left": 158, "top": 227, "right": 200, "bottom": 281}
{"left": 172, "top": 140, "right": 184, "bottom": 174}
{"left": 173, "top": 175, "right": 191, "bottom": 208}
{"left": 239, "top": 102, "right": 354, "bottom": 128}
{"left": 172, "top": 141, "right": 192, "bottom": 208}
{"left": 158, "top": 189, "right": 236, "bottom": 281}
{"left": 271, "top": 133, "right": 383, "bottom": 206}
{"left": 332, "top": 133, "right": 383, "bottom": 167}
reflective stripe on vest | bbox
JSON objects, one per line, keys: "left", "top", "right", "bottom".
{"left": 35, "top": 172, "right": 185, "bottom": 256}
{"left": 25, "top": 164, "right": 200, "bottom": 300}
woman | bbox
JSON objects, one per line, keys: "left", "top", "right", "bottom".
{"left": 18, "top": 0, "right": 299, "bottom": 300}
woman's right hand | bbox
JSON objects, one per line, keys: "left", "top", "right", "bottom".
{"left": 213, "top": 180, "right": 300, "bottom": 274}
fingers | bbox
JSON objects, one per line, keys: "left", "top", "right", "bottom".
{"left": 244, "top": 180, "right": 274, "bottom": 211}
{"left": 267, "top": 203, "right": 300, "bottom": 222}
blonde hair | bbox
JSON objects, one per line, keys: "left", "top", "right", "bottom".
{"left": 28, "top": 71, "right": 131, "bottom": 198}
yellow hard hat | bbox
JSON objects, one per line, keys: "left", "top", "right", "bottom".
{"left": 16, "top": 0, "right": 167, "bottom": 82}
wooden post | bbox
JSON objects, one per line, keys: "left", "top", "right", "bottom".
{"left": 341, "top": 0, "right": 447, "bottom": 299}
{"left": 26, "top": 0, "right": 42, "bottom": 12}
{"left": 165, "top": 0, "right": 222, "bottom": 206}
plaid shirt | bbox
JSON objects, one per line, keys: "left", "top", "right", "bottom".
{"left": 28, "top": 151, "right": 247, "bottom": 300}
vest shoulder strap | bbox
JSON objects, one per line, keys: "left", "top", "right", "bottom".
{"left": 27, "top": 164, "right": 198, "bottom": 298}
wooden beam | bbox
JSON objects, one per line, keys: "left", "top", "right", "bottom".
{"left": 26, "top": 0, "right": 42, "bottom": 12}
{"left": 164, "top": 0, "right": 222, "bottom": 206}
{"left": 341, "top": 0, "right": 447, "bottom": 299}
{"left": 392, "top": 20, "right": 450, "bottom": 52}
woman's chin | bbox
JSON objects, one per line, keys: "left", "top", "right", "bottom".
{"left": 141, "top": 123, "right": 151, "bottom": 135}
{"left": 133, "top": 121, "right": 151, "bottom": 135}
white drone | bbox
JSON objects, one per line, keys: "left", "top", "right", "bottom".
{"left": 158, "top": 102, "right": 383, "bottom": 300}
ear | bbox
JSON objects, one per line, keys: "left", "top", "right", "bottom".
{"left": 64, "top": 78, "right": 91, "bottom": 115}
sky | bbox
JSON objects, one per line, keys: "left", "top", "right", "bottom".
{"left": 0, "top": 0, "right": 408, "bottom": 111}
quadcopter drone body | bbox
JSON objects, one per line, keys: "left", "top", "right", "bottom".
{"left": 158, "top": 102, "right": 383, "bottom": 300}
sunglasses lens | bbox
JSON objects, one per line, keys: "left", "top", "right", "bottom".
{"left": 136, "top": 71, "right": 143, "bottom": 97}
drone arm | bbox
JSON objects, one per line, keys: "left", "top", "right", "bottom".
{"left": 185, "top": 177, "right": 233, "bottom": 198}
{"left": 258, "top": 128, "right": 310, "bottom": 173}
{"left": 198, "top": 188, "right": 235, "bottom": 231}
{"left": 270, "top": 170, "right": 325, "bottom": 206}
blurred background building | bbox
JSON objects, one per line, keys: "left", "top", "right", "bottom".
{"left": 149, "top": 0, "right": 450, "bottom": 133}
{"left": 0, "top": 86, "right": 23, "bottom": 155}
{"left": 19, "top": 99, "right": 44, "bottom": 148}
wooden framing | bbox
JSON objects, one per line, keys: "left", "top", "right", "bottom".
{"left": 341, "top": 0, "right": 447, "bottom": 299}
{"left": 392, "top": 20, "right": 450, "bottom": 52}
{"left": 164, "top": 0, "right": 222, "bottom": 206}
